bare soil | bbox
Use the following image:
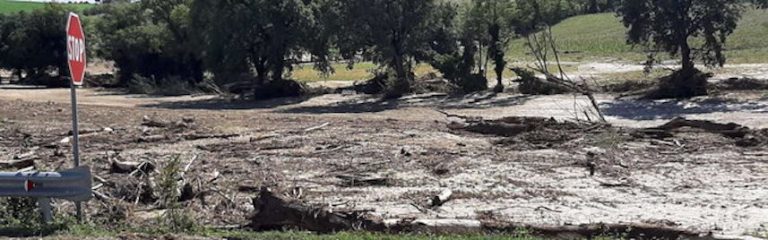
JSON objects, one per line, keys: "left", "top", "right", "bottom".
{"left": 0, "top": 64, "right": 767, "bottom": 237}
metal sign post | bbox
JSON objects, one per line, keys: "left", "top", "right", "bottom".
{"left": 66, "top": 12, "right": 87, "bottom": 222}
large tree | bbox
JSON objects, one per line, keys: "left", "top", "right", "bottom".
{"left": 464, "top": 0, "right": 516, "bottom": 92}
{"left": 617, "top": 0, "right": 742, "bottom": 98}
{"left": 339, "top": 0, "right": 455, "bottom": 98}
{"left": 191, "top": 0, "right": 326, "bottom": 98}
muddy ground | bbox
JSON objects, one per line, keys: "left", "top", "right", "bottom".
{"left": 0, "top": 64, "right": 767, "bottom": 238}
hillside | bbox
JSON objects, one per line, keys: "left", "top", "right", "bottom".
{"left": 507, "top": 8, "right": 768, "bottom": 63}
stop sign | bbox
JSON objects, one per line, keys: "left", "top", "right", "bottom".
{"left": 66, "top": 13, "right": 86, "bottom": 86}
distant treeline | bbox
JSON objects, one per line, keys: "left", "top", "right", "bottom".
{"left": 0, "top": 0, "right": 765, "bottom": 97}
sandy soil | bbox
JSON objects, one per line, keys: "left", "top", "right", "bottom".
{"left": 0, "top": 62, "right": 767, "bottom": 238}
{"left": 0, "top": 85, "right": 766, "bottom": 237}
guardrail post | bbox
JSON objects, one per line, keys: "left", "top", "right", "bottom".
{"left": 37, "top": 198, "right": 52, "bottom": 224}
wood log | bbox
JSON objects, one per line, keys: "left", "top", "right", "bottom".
{"left": 138, "top": 135, "right": 167, "bottom": 143}
{"left": 430, "top": 190, "right": 453, "bottom": 207}
{"left": 636, "top": 117, "right": 752, "bottom": 139}
{"left": 13, "top": 150, "right": 36, "bottom": 160}
{"left": 249, "top": 187, "right": 386, "bottom": 233}
{"left": 182, "top": 133, "right": 240, "bottom": 141}
{"left": 245, "top": 189, "right": 717, "bottom": 239}
{"left": 303, "top": 122, "right": 330, "bottom": 133}
{"left": 142, "top": 116, "right": 171, "bottom": 128}
{"left": 336, "top": 173, "right": 390, "bottom": 187}
{"left": 111, "top": 160, "right": 141, "bottom": 174}
{"left": 0, "top": 159, "right": 34, "bottom": 169}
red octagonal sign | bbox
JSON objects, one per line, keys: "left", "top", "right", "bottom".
{"left": 66, "top": 13, "right": 86, "bottom": 86}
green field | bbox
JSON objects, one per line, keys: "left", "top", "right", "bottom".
{"left": 507, "top": 8, "right": 768, "bottom": 63}
{"left": 293, "top": 8, "right": 768, "bottom": 82}
{"left": 0, "top": 0, "right": 93, "bottom": 14}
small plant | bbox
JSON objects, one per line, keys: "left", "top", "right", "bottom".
{"left": 156, "top": 155, "right": 196, "bottom": 233}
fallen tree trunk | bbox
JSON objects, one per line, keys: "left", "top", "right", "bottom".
{"left": 247, "top": 188, "right": 717, "bottom": 239}
{"left": 249, "top": 187, "right": 385, "bottom": 233}
{"left": 634, "top": 117, "right": 754, "bottom": 139}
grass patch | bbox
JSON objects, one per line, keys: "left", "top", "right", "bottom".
{"left": 507, "top": 8, "right": 768, "bottom": 64}
{"left": 39, "top": 222, "right": 548, "bottom": 240}
{"left": 291, "top": 62, "right": 437, "bottom": 82}
{"left": 290, "top": 62, "right": 569, "bottom": 83}
{"left": 0, "top": 0, "right": 93, "bottom": 14}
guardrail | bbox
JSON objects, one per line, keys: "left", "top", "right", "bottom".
{"left": 0, "top": 166, "right": 92, "bottom": 222}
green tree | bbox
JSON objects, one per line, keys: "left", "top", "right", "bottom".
{"left": 339, "top": 0, "right": 456, "bottom": 98}
{"left": 191, "top": 0, "right": 326, "bottom": 98}
{"left": 0, "top": 5, "right": 71, "bottom": 86}
{"left": 93, "top": 1, "right": 203, "bottom": 89}
{"left": 464, "top": 0, "right": 516, "bottom": 92}
{"left": 617, "top": 0, "right": 742, "bottom": 98}
{"left": 141, "top": 0, "right": 203, "bottom": 84}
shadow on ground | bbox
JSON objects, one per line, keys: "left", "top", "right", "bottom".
{"left": 601, "top": 98, "right": 768, "bottom": 120}
{"left": 141, "top": 96, "right": 312, "bottom": 110}
{"left": 143, "top": 91, "right": 534, "bottom": 114}
{"left": 278, "top": 92, "right": 533, "bottom": 114}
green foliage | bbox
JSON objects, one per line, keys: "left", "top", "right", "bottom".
{"left": 617, "top": 0, "right": 743, "bottom": 71}
{"left": 338, "top": 0, "right": 458, "bottom": 98}
{"left": 156, "top": 155, "right": 197, "bottom": 233}
{"left": 0, "top": 197, "right": 39, "bottom": 227}
{"left": 461, "top": 0, "right": 516, "bottom": 91}
{"left": 191, "top": 0, "right": 323, "bottom": 89}
{"left": 92, "top": 1, "right": 203, "bottom": 88}
{"left": 0, "top": 4, "right": 71, "bottom": 86}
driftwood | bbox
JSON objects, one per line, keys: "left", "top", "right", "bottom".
{"left": 430, "top": 190, "right": 453, "bottom": 207}
{"left": 13, "top": 149, "right": 37, "bottom": 160}
{"left": 182, "top": 133, "right": 240, "bottom": 141}
{"left": 303, "top": 122, "right": 330, "bottom": 133}
{"left": 110, "top": 160, "right": 155, "bottom": 175}
{"left": 336, "top": 173, "right": 390, "bottom": 187}
{"left": 634, "top": 117, "right": 753, "bottom": 140}
{"left": 0, "top": 159, "right": 34, "bottom": 169}
{"left": 138, "top": 135, "right": 167, "bottom": 143}
{"left": 249, "top": 187, "right": 386, "bottom": 233}
{"left": 247, "top": 188, "right": 715, "bottom": 239}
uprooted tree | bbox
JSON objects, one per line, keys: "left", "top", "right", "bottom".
{"left": 617, "top": 0, "right": 743, "bottom": 99}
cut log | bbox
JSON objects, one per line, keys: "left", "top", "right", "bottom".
{"left": 430, "top": 190, "right": 453, "bottom": 207}
{"left": 182, "top": 133, "right": 240, "bottom": 141}
{"left": 245, "top": 189, "right": 713, "bottom": 239}
{"left": 249, "top": 187, "right": 386, "bottom": 233}
{"left": 111, "top": 160, "right": 141, "bottom": 174}
{"left": 13, "top": 150, "right": 36, "bottom": 160}
{"left": 303, "top": 122, "right": 330, "bottom": 133}
{"left": 142, "top": 116, "right": 171, "bottom": 128}
{"left": 111, "top": 160, "right": 155, "bottom": 174}
{"left": 336, "top": 173, "right": 390, "bottom": 187}
{"left": 0, "top": 159, "right": 34, "bottom": 169}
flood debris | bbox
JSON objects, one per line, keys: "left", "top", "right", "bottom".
{"left": 633, "top": 117, "right": 767, "bottom": 147}
{"left": 336, "top": 173, "right": 390, "bottom": 187}
{"left": 247, "top": 188, "right": 715, "bottom": 239}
